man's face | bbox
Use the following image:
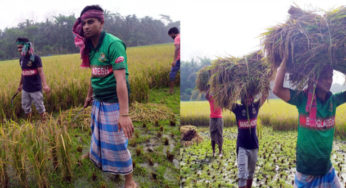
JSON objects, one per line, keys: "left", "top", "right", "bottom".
{"left": 82, "top": 18, "right": 103, "bottom": 38}
{"left": 17, "top": 44, "right": 23, "bottom": 53}
{"left": 169, "top": 33, "right": 176, "bottom": 40}
{"left": 316, "top": 70, "right": 333, "bottom": 92}
{"left": 241, "top": 95, "right": 254, "bottom": 106}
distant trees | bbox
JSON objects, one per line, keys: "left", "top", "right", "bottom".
{"left": 0, "top": 13, "right": 179, "bottom": 60}
{"left": 180, "top": 58, "right": 211, "bottom": 101}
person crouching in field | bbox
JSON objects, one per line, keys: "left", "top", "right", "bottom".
{"left": 72, "top": 5, "right": 137, "bottom": 188}
{"left": 273, "top": 60, "right": 345, "bottom": 187}
{"left": 16, "top": 37, "right": 50, "bottom": 121}
{"left": 230, "top": 92, "right": 267, "bottom": 188}
{"left": 168, "top": 27, "right": 180, "bottom": 94}
{"left": 206, "top": 88, "right": 223, "bottom": 157}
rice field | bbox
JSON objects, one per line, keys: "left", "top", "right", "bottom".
{"left": 0, "top": 43, "right": 181, "bottom": 187}
{"left": 179, "top": 126, "right": 346, "bottom": 188}
{"left": 181, "top": 99, "right": 346, "bottom": 139}
{"left": 0, "top": 87, "right": 180, "bottom": 188}
{"left": 0, "top": 43, "right": 175, "bottom": 121}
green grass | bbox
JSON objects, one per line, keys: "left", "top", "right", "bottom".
{"left": 0, "top": 87, "right": 180, "bottom": 188}
{"left": 180, "top": 126, "right": 346, "bottom": 188}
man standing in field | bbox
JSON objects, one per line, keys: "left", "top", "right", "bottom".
{"left": 273, "top": 60, "right": 345, "bottom": 187}
{"left": 230, "top": 92, "right": 267, "bottom": 188}
{"left": 73, "top": 5, "right": 137, "bottom": 188}
{"left": 168, "top": 27, "right": 180, "bottom": 94}
{"left": 16, "top": 37, "right": 50, "bottom": 121}
{"left": 206, "top": 89, "right": 223, "bottom": 157}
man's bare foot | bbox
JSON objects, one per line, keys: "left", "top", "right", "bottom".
{"left": 125, "top": 180, "right": 137, "bottom": 188}
{"left": 26, "top": 113, "right": 32, "bottom": 122}
{"left": 125, "top": 173, "right": 137, "bottom": 188}
{"left": 80, "top": 153, "right": 89, "bottom": 160}
{"left": 40, "top": 112, "right": 47, "bottom": 122}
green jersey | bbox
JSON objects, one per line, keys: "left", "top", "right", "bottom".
{"left": 288, "top": 89, "right": 346, "bottom": 175}
{"left": 89, "top": 32, "right": 130, "bottom": 103}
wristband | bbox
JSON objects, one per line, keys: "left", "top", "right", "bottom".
{"left": 120, "top": 114, "right": 130, "bottom": 117}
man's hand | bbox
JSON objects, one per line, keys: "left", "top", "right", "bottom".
{"left": 17, "top": 84, "right": 23, "bottom": 92}
{"left": 118, "top": 116, "right": 134, "bottom": 139}
{"left": 84, "top": 96, "right": 93, "bottom": 108}
{"left": 43, "top": 85, "right": 50, "bottom": 93}
{"left": 171, "top": 61, "right": 176, "bottom": 67}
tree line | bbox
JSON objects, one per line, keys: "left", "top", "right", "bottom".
{"left": 0, "top": 11, "right": 179, "bottom": 60}
{"left": 181, "top": 58, "right": 211, "bottom": 101}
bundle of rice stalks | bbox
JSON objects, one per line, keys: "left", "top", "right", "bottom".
{"left": 57, "top": 107, "right": 91, "bottom": 130}
{"left": 129, "top": 102, "right": 175, "bottom": 123}
{"left": 180, "top": 125, "right": 203, "bottom": 146}
{"left": 262, "top": 6, "right": 346, "bottom": 89}
{"left": 196, "top": 66, "right": 212, "bottom": 92}
{"left": 209, "top": 51, "right": 272, "bottom": 109}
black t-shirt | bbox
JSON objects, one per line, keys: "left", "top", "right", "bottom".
{"left": 19, "top": 55, "right": 42, "bottom": 92}
{"left": 232, "top": 101, "right": 260, "bottom": 151}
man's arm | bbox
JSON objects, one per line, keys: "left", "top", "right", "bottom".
{"left": 172, "top": 43, "right": 180, "bottom": 66}
{"left": 84, "top": 78, "right": 93, "bottom": 108}
{"left": 38, "top": 67, "right": 50, "bottom": 93}
{"left": 114, "top": 69, "right": 133, "bottom": 139}
{"left": 334, "top": 90, "right": 346, "bottom": 107}
{"left": 259, "top": 90, "right": 269, "bottom": 107}
{"left": 18, "top": 75, "right": 23, "bottom": 92}
{"left": 273, "top": 60, "right": 290, "bottom": 102}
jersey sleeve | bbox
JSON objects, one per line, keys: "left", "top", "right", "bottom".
{"left": 254, "top": 100, "right": 260, "bottom": 110}
{"left": 35, "top": 56, "right": 42, "bottom": 68}
{"left": 333, "top": 91, "right": 346, "bottom": 107}
{"left": 108, "top": 40, "right": 127, "bottom": 70}
{"left": 231, "top": 104, "right": 239, "bottom": 114}
{"left": 287, "top": 89, "right": 304, "bottom": 106}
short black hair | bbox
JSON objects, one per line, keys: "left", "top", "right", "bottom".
{"left": 80, "top": 5, "right": 104, "bottom": 16}
{"left": 168, "top": 27, "right": 179, "bottom": 35}
{"left": 16, "top": 37, "right": 29, "bottom": 43}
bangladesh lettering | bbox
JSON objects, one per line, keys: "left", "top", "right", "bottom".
{"left": 299, "top": 115, "right": 335, "bottom": 129}
{"left": 22, "top": 69, "right": 38, "bottom": 76}
{"left": 91, "top": 65, "right": 113, "bottom": 77}
{"left": 238, "top": 119, "right": 257, "bottom": 128}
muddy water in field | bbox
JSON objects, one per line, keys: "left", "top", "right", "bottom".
{"left": 180, "top": 127, "right": 346, "bottom": 187}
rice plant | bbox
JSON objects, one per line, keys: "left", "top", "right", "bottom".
{"left": 0, "top": 126, "right": 9, "bottom": 187}
{"left": 0, "top": 43, "right": 174, "bottom": 120}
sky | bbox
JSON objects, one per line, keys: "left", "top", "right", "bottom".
{"left": 180, "top": 0, "right": 345, "bottom": 84}
{"left": 0, "top": 0, "right": 181, "bottom": 29}
{"left": 0, "top": 0, "right": 344, "bottom": 84}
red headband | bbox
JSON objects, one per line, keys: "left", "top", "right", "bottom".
{"left": 72, "top": 9, "right": 104, "bottom": 68}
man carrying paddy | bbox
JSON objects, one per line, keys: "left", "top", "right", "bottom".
{"left": 208, "top": 52, "right": 271, "bottom": 188}
{"left": 230, "top": 91, "right": 267, "bottom": 188}
{"left": 196, "top": 67, "right": 224, "bottom": 157}
{"left": 274, "top": 62, "right": 345, "bottom": 187}
{"left": 206, "top": 88, "right": 223, "bottom": 157}
{"left": 73, "top": 5, "right": 137, "bottom": 188}
{"left": 266, "top": 6, "right": 346, "bottom": 187}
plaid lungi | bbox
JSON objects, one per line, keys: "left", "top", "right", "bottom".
{"left": 294, "top": 167, "right": 341, "bottom": 188}
{"left": 209, "top": 118, "right": 223, "bottom": 146}
{"left": 89, "top": 100, "right": 133, "bottom": 175}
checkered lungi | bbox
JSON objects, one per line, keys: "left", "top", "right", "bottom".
{"left": 89, "top": 100, "right": 133, "bottom": 175}
{"left": 294, "top": 167, "right": 341, "bottom": 188}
